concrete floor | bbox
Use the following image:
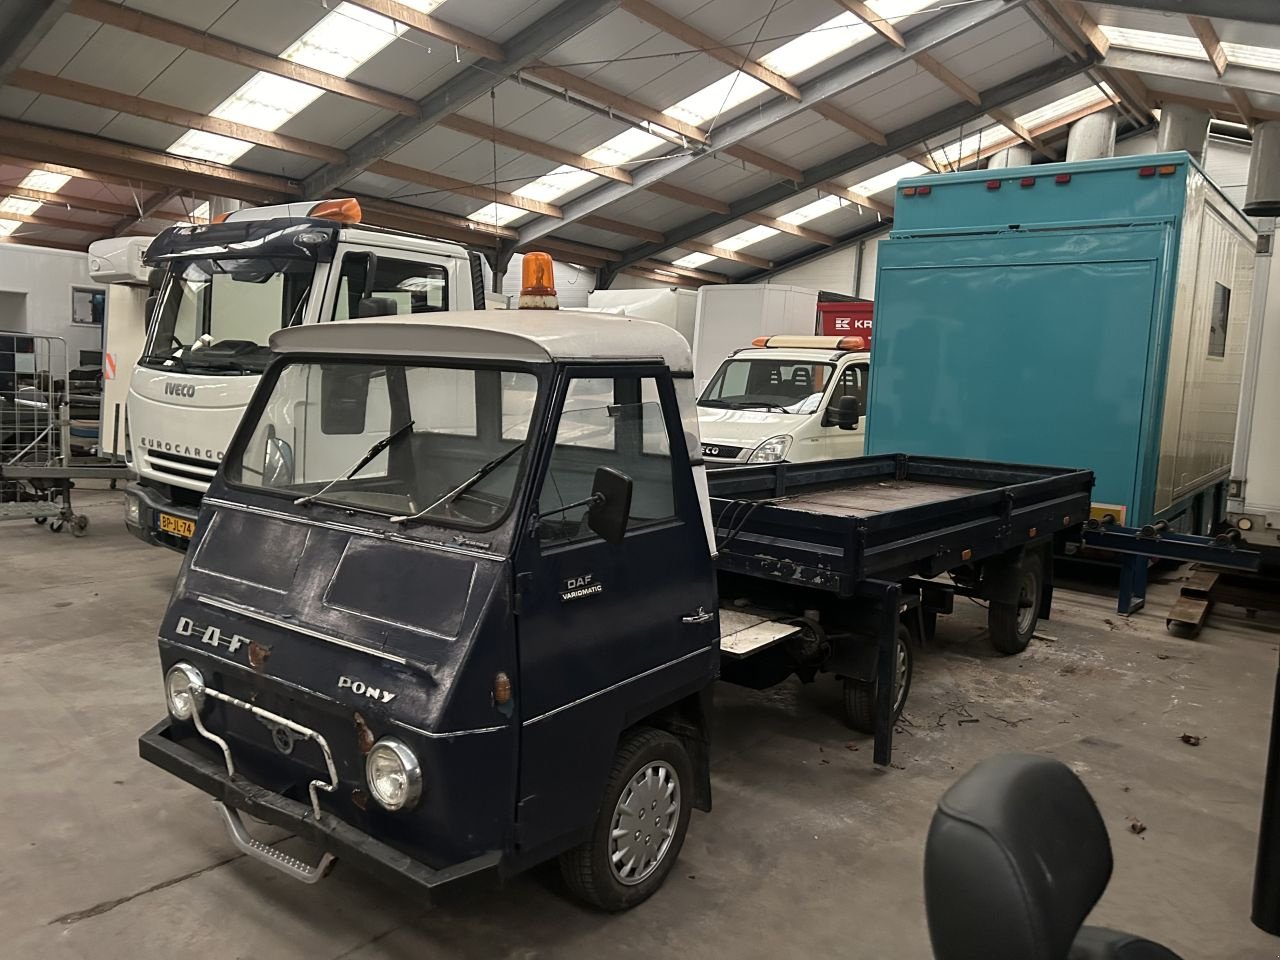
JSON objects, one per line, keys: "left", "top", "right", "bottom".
{"left": 4, "top": 485, "right": 1280, "bottom": 959}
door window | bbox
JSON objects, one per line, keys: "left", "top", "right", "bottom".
{"left": 333, "top": 254, "right": 449, "bottom": 320}
{"left": 538, "top": 375, "right": 676, "bottom": 546}
{"left": 829, "top": 363, "right": 868, "bottom": 416}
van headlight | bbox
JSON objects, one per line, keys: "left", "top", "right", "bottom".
{"left": 366, "top": 738, "right": 422, "bottom": 811}
{"left": 165, "top": 662, "right": 205, "bottom": 720}
{"left": 749, "top": 435, "right": 792, "bottom": 463}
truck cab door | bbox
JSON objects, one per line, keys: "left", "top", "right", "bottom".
{"left": 316, "top": 245, "right": 464, "bottom": 324}
{"left": 512, "top": 365, "right": 718, "bottom": 858}
{"left": 820, "top": 360, "right": 868, "bottom": 459}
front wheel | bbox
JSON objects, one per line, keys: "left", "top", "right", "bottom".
{"left": 843, "top": 625, "right": 913, "bottom": 734}
{"left": 560, "top": 727, "right": 692, "bottom": 912}
{"left": 988, "top": 554, "right": 1043, "bottom": 655}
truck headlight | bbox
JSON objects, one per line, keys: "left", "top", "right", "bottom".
{"left": 366, "top": 738, "right": 422, "bottom": 811}
{"left": 124, "top": 494, "right": 141, "bottom": 526}
{"left": 165, "top": 662, "right": 205, "bottom": 720}
{"left": 749, "top": 435, "right": 792, "bottom": 463}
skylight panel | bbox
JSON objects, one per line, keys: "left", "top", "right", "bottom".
{"left": 0, "top": 220, "right": 21, "bottom": 237}
{"left": 665, "top": 72, "right": 771, "bottom": 127}
{"left": 1222, "top": 42, "right": 1280, "bottom": 71}
{"left": 19, "top": 171, "right": 71, "bottom": 193}
{"left": 468, "top": 202, "right": 530, "bottom": 227}
{"left": 586, "top": 129, "right": 666, "bottom": 166}
{"left": 779, "top": 193, "right": 849, "bottom": 225}
{"left": 672, "top": 252, "right": 716, "bottom": 268}
{"left": 169, "top": 130, "right": 252, "bottom": 165}
{"left": 283, "top": 2, "right": 407, "bottom": 77}
{"left": 0, "top": 196, "right": 42, "bottom": 216}
{"left": 212, "top": 73, "right": 323, "bottom": 131}
{"left": 850, "top": 162, "right": 927, "bottom": 196}
{"left": 759, "top": 12, "right": 873, "bottom": 76}
{"left": 1100, "top": 26, "right": 1208, "bottom": 61}
{"left": 1015, "top": 86, "right": 1111, "bottom": 130}
{"left": 717, "top": 224, "right": 779, "bottom": 251}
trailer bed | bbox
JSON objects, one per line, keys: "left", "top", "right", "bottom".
{"left": 708, "top": 454, "right": 1093, "bottom": 594}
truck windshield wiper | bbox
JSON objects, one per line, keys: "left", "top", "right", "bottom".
{"left": 391, "top": 442, "right": 524, "bottom": 524}
{"left": 139, "top": 352, "right": 187, "bottom": 372}
{"left": 294, "top": 420, "right": 415, "bottom": 506}
{"left": 739, "top": 402, "right": 790, "bottom": 413}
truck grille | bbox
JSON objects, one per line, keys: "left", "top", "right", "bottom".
{"left": 702, "top": 443, "right": 744, "bottom": 460}
{"left": 146, "top": 449, "right": 219, "bottom": 488}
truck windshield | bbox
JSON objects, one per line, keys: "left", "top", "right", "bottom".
{"left": 143, "top": 257, "right": 317, "bottom": 374}
{"left": 225, "top": 360, "right": 540, "bottom": 529}
{"left": 699, "top": 358, "right": 836, "bottom": 415}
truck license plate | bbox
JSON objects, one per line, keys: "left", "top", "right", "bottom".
{"left": 159, "top": 513, "right": 196, "bottom": 539}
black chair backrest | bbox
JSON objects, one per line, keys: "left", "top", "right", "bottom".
{"left": 924, "top": 753, "right": 1113, "bottom": 960}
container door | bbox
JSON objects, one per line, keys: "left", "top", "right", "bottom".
{"left": 868, "top": 227, "right": 1168, "bottom": 523}
{"left": 512, "top": 365, "right": 717, "bottom": 854}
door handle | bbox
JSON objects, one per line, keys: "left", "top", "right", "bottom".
{"left": 681, "top": 606, "right": 716, "bottom": 624}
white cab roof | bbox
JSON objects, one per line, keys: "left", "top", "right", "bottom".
{"left": 270, "top": 310, "right": 694, "bottom": 374}
{"left": 730, "top": 347, "right": 870, "bottom": 363}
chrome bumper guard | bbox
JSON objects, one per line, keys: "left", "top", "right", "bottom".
{"left": 190, "top": 681, "right": 339, "bottom": 881}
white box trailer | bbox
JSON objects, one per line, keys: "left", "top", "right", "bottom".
{"left": 692, "top": 284, "right": 818, "bottom": 391}
{"left": 586, "top": 287, "right": 697, "bottom": 344}
{"left": 1230, "top": 217, "right": 1280, "bottom": 545}
{"left": 88, "top": 237, "right": 153, "bottom": 458}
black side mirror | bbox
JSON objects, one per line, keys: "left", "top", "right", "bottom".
{"left": 360, "top": 251, "right": 379, "bottom": 299}
{"left": 358, "top": 297, "right": 398, "bottom": 318}
{"left": 587, "top": 466, "right": 633, "bottom": 545}
{"left": 826, "top": 394, "right": 862, "bottom": 430}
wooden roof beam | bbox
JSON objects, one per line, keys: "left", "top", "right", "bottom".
{"left": 834, "top": 0, "right": 905, "bottom": 48}
{"left": 741, "top": 211, "right": 835, "bottom": 246}
{"left": 644, "top": 182, "right": 730, "bottom": 214}
{"left": 674, "top": 240, "right": 771, "bottom": 269}
{"left": 67, "top": 0, "right": 419, "bottom": 117}
{"left": 346, "top": 0, "right": 505, "bottom": 62}
{"left": 580, "top": 215, "right": 666, "bottom": 244}
{"left": 366, "top": 160, "right": 562, "bottom": 217}
{"left": 619, "top": 267, "right": 706, "bottom": 287}
{"left": 353, "top": 195, "right": 515, "bottom": 245}
{"left": 619, "top": 0, "right": 801, "bottom": 100}
{"left": 8, "top": 69, "right": 347, "bottom": 164}
{"left": 1026, "top": 0, "right": 1088, "bottom": 59}
{"left": 440, "top": 114, "right": 633, "bottom": 184}
{"left": 523, "top": 64, "right": 708, "bottom": 144}
{"left": 1054, "top": 0, "right": 1109, "bottom": 57}
{"left": 1228, "top": 87, "right": 1256, "bottom": 128}
{"left": 987, "top": 106, "right": 1057, "bottom": 159}
{"left": 1187, "top": 15, "right": 1227, "bottom": 76}
{"left": 913, "top": 52, "right": 981, "bottom": 106}
{"left": 0, "top": 209, "right": 112, "bottom": 235}
{"left": 722, "top": 145, "right": 802, "bottom": 182}
{"left": 952, "top": 97, "right": 1115, "bottom": 168}
{"left": 3, "top": 184, "right": 138, "bottom": 218}
{"left": 809, "top": 102, "right": 889, "bottom": 146}
{"left": 527, "top": 236, "right": 621, "bottom": 265}
{"left": 634, "top": 259, "right": 727, "bottom": 283}
{"left": 818, "top": 181, "right": 894, "bottom": 218}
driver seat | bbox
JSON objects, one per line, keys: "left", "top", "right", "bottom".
{"left": 924, "top": 753, "right": 1183, "bottom": 960}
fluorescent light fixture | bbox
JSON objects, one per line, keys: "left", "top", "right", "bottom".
{"left": 1100, "top": 25, "right": 1208, "bottom": 61}
{"left": 672, "top": 252, "right": 716, "bottom": 268}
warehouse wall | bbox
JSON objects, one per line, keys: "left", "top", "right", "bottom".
{"left": 768, "top": 230, "right": 887, "bottom": 298}
{"left": 0, "top": 243, "right": 104, "bottom": 369}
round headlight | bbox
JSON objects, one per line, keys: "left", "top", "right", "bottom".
{"left": 165, "top": 662, "right": 205, "bottom": 720}
{"left": 365, "top": 738, "right": 422, "bottom": 811}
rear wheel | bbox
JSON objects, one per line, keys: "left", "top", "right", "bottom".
{"left": 988, "top": 554, "right": 1043, "bottom": 655}
{"left": 560, "top": 727, "right": 692, "bottom": 912}
{"left": 843, "top": 625, "right": 913, "bottom": 734}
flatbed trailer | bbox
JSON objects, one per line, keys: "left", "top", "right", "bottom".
{"left": 708, "top": 455, "right": 1094, "bottom": 763}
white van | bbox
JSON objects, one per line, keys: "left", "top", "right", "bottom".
{"left": 697, "top": 335, "right": 869, "bottom": 466}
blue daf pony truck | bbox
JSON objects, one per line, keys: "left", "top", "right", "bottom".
{"left": 138, "top": 308, "right": 1091, "bottom": 912}
{"left": 867, "top": 151, "right": 1255, "bottom": 534}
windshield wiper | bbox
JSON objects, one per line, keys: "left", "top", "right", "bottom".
{"left": 391, "top": 443, "right": 524, "bottom": 524}
{"left": 294, "top": 420, "right": 415, "bottom": 507}
{"left": 739, "top": 402, "right": 790, "bottom": 413}
{"left": 139, "top": 352, "right": 188, "bottom": 372}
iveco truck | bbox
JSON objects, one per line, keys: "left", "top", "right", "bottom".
{"left": 125, "top": 198, "right": 485, "bottom": 551}
{"left": 140, "top": 305, "right": 1091, "bottom": 913}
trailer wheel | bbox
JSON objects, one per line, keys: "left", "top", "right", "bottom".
{"left": 843, "top": 625, "right": 913, "bottom": 734}
{"left": 560, "top": 727, "right": 692, "bottom": 912}
{"left": 988, "top": 554, "right": 1043, "bottom": 655}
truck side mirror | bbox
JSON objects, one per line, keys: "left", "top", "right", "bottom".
{"left": 587, "top": 467, "right": 633, "bottom": 545}
{"left": 826, "top": 395, "right": 862, "bottom": 430}
{"left": 357, "top": 296, "right": 398, "bottom": 318}
{"left": 263, "top": 435, "right": 294, "bottom": 486}
{"left": 360, "top": 251, "right": 379, "bottom": 299}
